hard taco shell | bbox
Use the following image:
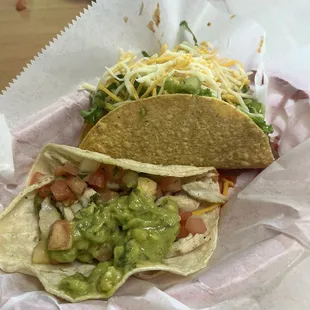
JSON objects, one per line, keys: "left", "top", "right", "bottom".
{"left": 80, "top": 94, "right": 274, "bottom": 169}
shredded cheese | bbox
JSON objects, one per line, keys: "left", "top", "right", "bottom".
{"left": 222, "top": 178, "right": 235, "bottom": 196}
{"left": 96, "top": 41, "right": 252, "bottom": 105}
{"left": 192, "top": 204, "right": 221, "bottom": 215}
{"left": 98, "top": 84, "right": 122, "bottom": 103}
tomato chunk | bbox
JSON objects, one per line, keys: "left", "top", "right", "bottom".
{"left": 98, "top": 189, "right": 119, "bottom": 202}
{"left": 102, "top": 165, "right": 124, "bottom": 184}
{"left": 66, "top": 176, "right": 87, "bottom": 195}
{"left": 54, "top": 163, "right": 78, "bottom": 177}
{"left": 87, "top": 169, "right": 105, "bottom": 189}
{"left": 177, "top": 226, "right": 190, "bottom": 239}
{"left": 159, "top": 177, "right": 182, "bottom": 193}
{"left": 37, "top": 185, "right": 52, "bottom": 198}
{"left": 179, "top": 211, "right": 192, "bottom": 225}
{"left": 185, "top": 217, "right": 207, "bottom": 235}
{"left": 30, "top": 172, "right": 45, "bottom": 185}
{"left": 50, "top": 180, "right": 73, "bottom": 201}
{"left": 101, "top": 165, "right": 114, "bottom": 183}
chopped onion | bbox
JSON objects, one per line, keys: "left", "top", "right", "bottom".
{"left": 79, "top": 159, "right": 100, "bottom": 174}
{"left": 63, "top": 207, "right": 75, "bottom": 222}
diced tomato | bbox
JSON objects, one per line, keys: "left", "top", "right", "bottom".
{"left": 159, "top": 177, "right": 182, "bottom": 193}
{"left": 66, "top": 176, "right": 87, "bottom": 195}
{"left": 98, "top": 189, "right": 119, "bottom": 201}
{"left": 179, "top": 211, "right": 192, "bottom": 225}
{"left": 54, "top": 166, "right": 67, "bottom": 177}
{"left": 50, "top": 180, "right": 73, "bottom": 202}
{"left": 155, "top": 186, "right": 163, "bottom": 198}
{"left": 87, "top": 168, "right": 105, "bottom": 189}
{"left": 37, "top": 185, "right": 52, "bottom": 198}
{"left": 177, "top": 226, "right": 190, "bottom": 239}
{"left": 30, "top": 172, "right": 45, "bottom": 185}
{"left": 54, "top": 163, "right": 78, "bottom": 177}
{"left": 101, "top": 165, "right": 114, "bottom": 182}
{"left": 185, "top": 217, "right": 207, "bottom": 235}
{"left": 102, "top": 164, "right": 124, "bottom": 184}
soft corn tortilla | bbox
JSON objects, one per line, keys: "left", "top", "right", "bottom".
{"left": 80, "top": 94, "right": 274, "bottom": 169}
{"left": 0, "top": 144, "right": 220, "bottom": 302}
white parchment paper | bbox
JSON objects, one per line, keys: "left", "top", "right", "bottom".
{"left": 1, "top": 1, "right": 310, "bottom": 309}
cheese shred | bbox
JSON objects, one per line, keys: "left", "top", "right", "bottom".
{"left": 97, "top": 41, "right": 252, "bottom": 107}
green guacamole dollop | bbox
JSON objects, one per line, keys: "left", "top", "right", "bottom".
{"left": 52, "top": 190, "right": 180, "bottom": 298}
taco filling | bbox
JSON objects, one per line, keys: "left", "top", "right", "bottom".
{"left": 19, "top": 145, "right": 229, "bottom": 300}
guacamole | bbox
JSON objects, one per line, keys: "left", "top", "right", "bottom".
{"left": 51, "top": 190, "right": 180, "bottom": 298}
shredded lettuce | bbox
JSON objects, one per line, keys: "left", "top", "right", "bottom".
{"left": 198, "top": 88, "right": 214, "bottom": 97}
{"left": 238, "top": 99, "right": 273, "bottom": 134}
{"left": 164, "top": 77, "right": 214, "bottom": 97}
{"left": 141, "top": 51, "right": 150, "bottom": 57}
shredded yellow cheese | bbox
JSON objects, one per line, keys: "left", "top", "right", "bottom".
{"left": 146, "top": 56, "right": 175, "bottom": 64}
{"left": 160, "top": 44, "right": 168, "bottom": 55}
{"left": 140, "top": 76, "right": 165, "bottom": 99}
{"left": 98, "top": 84, "right": 122, "bottom": 103}
{"left": 222, "top": 178, "right": 235, "bottom": 196}
{"left": 136, "top": 82, "right": 144, "bottom": 96}
{"left": 98, "top": 41, "right": 251, "bottom": 105}
{"left": 192, "top": 204, "right": 221, "bottom": 215}
{"left": 221, "top": 60, "right": 237, "bottom": 67}
{"left": 130, "top": 85, "right": 139, "bottom": 100}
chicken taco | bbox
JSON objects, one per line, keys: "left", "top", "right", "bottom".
{"left": 0, "top": 144, "right": 230, "bottom": 302}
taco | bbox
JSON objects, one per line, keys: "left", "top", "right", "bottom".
{"left": 80, "top": 94, "right": 274, "bottom": 169}
{"left": 78, "top": 22, "right": 274, "bottom": 168}
{"left": 0, "top": 144, "right": 228, "bottom": 302}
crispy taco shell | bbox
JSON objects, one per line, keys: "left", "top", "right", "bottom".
{"left": 79, "top": 94, "right": 274, "bottom": 169}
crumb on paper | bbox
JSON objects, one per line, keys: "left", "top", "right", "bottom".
{"left": 139, "top": 2, "right": 144, "bottom": 16}
{"left": 207, "top": 22, "right": 211, "bottom": 27}
{"left": 152, "top": 3, "right": 160, "bottom": 27}
{"left": 147, "top": 21, "right": 155, "bottom": 33}
{"left": 157, "top": 32, "right": 164, "bottom": 47}
{"left": 257, "top": 36, "right": 264, "bottom": 53}
{"left": 123, "top": 16, "right": 128, "bottom": 23}
{"left": 16, "top": 0, "right": 27, "bottom": 11}
{"left": 230, "top": 14, "right": 236, "bottom": 19}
